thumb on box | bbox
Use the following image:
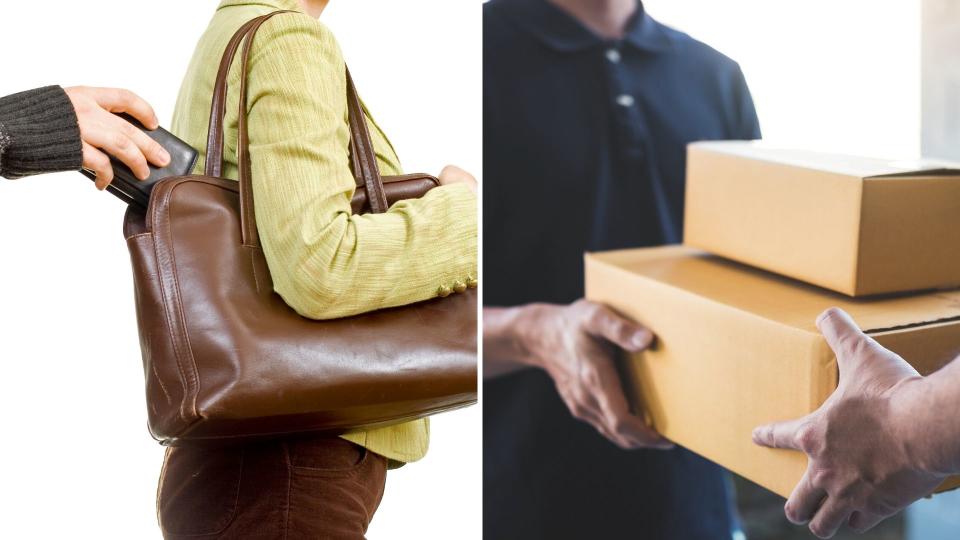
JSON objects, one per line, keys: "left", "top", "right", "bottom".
{"left": 816, "top": 307, "right": 870, "bottom": 379}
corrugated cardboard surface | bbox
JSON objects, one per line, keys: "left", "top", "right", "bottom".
{"left": 585, "top": 245, "right": 960, "bottom": 498}
{"left": 683, "top": 141, "right": 960, "bottom": 296}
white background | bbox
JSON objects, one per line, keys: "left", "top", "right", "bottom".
{"left": 0, "top": 1, "right": 480, "bottom": 539}
{"left": 645, "top": 0, "right": 922, "bottom": 159}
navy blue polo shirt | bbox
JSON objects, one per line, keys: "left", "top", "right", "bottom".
{"left": 483, "top": 0, "right": 761, "bottom": 538}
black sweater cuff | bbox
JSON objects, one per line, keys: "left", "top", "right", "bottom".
{"left": 0, "top": 85, "right": 83, "bottom": 179}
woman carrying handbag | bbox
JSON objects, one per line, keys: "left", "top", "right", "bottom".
{"left": 149, "top": 1, "right": 478, "bottom": 537}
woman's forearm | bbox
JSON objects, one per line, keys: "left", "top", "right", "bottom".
{"left": 268, "top": 183, "right": 478, "bottom": 320}
{"left": 0, "top": 86, "right": 82, "bottom": 179}
{"left": 242, "top": 15, "right": 478, "bottom": 320}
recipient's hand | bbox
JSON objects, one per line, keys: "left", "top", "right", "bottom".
{"left": 752, "top": 307, "right": 944, "bottom": 539}
{"left": 437, "top": 164, "right": 477, "bottom": 194}
{"left": 518, "top": 300, "right": 673, "bottom": 450}
{"left": 64, "top": 86, "right": 171, "bottom": 190}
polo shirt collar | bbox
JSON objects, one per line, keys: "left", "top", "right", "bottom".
{"left": 497, "top": 0, "right": 671, "bottom": 53}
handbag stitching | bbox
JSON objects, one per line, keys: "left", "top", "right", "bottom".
{"left": 151, "top": 358, "right": 172, "bottom": 403}
{"left": 163, "top": 182, "right": 205, "bottom": 421}
{"left": 152, "top": 180, "right": 203, "bottom": 426}
{"left": 248, "top": 246, "right": 262, "bottom": 294}
{"left": 162, "top": 397, "right": 478, "bottom": 443}
{"left": 149, "top": 189, "right": 193, "bottom": 423}
{"left": 153, "top": 176, "right": 262, "bottom": 437}
{"left": 282, "top": 442, "right": 292, "bottom": 540}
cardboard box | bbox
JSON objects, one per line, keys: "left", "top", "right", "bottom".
{"left": 683, "top": 141, "right": 960, "bottom": 296}
{"left": 585, "top": 245, "right": 960, "bottom": 498}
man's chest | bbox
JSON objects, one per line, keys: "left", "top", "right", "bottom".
{"left": 485, "top": 55, "right": 730, "bottom": 190}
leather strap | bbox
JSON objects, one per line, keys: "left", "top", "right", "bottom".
{"left": 205, "top": 11, "right": 392, "bottom": 247}
{"left": 345, "top": 68, "right": 388, "bottom": 213}
{"left": 204, "top": 16, "right": 264, "bottom": 177}
{"left": 236, "top": 11, "right": 291, "bottom": 247}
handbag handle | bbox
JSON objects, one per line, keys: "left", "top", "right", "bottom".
{"left": 205, "top": 11, "right": 391, "bottom": 248}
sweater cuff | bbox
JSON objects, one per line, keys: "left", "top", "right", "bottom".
{"left": 0, "top": 86, "right": 82, "bottom": 179}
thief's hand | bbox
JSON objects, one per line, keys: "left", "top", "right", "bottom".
{"left": 64, "top": 86, "right": 171, "bottom": 190}
{"left": 516, "top": 299, "right": 673, "bottom": 450}
{"left": 752, "top": 307, "right": 944, "bottom": 539}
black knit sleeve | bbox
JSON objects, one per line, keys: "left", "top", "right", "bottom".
{"left": 0, "top": 86, "right": 83, "bottom": 179}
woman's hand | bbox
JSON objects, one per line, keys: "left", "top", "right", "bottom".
{"left": 438, "top": 164, "right": 477, "bottom": 194}
{"left": 64, "top": 86, "right": 171, "bottom": 190}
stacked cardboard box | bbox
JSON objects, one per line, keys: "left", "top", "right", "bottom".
{"left": 584, "top": 142, "right": 960, "bottom": 498}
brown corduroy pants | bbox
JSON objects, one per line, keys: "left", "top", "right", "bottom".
{"left": 157, "top": 435, "right": 387, "bottom": 539}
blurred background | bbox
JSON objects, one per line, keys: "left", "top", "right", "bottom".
{"left": 642, "top": 0, "right": 959, "bottom": 538}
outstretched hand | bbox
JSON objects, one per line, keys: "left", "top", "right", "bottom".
{"left": 752, "top": 308, "right": 944, "bottom": 538}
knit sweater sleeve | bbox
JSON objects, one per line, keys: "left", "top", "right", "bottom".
{"left": 0, "top": 86, "right": 83, "bottom": 179}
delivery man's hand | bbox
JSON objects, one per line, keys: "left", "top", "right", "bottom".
{"left": 752, "top": 307, "right": 944, "bottom": 539}
{"left": 511, "top": 299, "right": 673, "bottom": 450}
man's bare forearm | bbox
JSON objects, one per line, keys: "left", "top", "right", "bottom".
{"left": 900, "top": 354, "right": 960, "bottom": 476}
{"left": 483, "top": 305, "right": 539, "bottom": 379}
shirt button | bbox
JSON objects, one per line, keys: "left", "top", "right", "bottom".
{"left": 616, "top": 94, "right": 635, "bottom": 107}
{"left": 605, "top": 48, "right": 621, "bottom": 63}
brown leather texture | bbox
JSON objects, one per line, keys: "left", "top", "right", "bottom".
{"left": 123, "top": 10, "right": 477, "bottom": 446}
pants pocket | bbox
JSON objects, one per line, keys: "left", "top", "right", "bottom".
{"left": 286, "top": 436, "right": 369, "bottom": 477}
{"left": 157, "top": 445, "right": 244, "bottom": 537}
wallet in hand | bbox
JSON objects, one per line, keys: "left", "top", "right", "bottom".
{"left": 81, "top": 114, "right": 199, "bottom": 208}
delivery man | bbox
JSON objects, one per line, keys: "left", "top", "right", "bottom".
{"left": 753, "top": 307, "right": 960, "bottom": 539}
{"left": 482, "top": 0, "right": 760, "bottom": 537}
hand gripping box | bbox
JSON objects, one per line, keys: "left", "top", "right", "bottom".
{"left": 683, "top": 141, "right": 960, "bottom": 296}
{"left": 585, "top": 245, "right": 960, "bottom": 497}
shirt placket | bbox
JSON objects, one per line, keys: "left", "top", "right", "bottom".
{"left": 602, "top": 44, "right": 679, "bottom": 243}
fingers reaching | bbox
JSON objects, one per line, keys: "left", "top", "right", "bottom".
{"left": 82, "top": 120, "right": 150, "bottom": 181}
{"left": 66, "top": 86, "right": 171, "bottom": 187}
{"left": 590, "top": 358, "right": 673, "bottom": 449}
{"left": 847, "top": 511, "right": 885, "bottom": 534}
{"left": 111, "top": 114, "right": 170, "bottom": 170}
{"left": 95, "top": 87, "right": 160, "bottom": 130}
{"left": 82, "top": 142, "right": 113, "bottom": 189}
{"left": 564, "top": 391, "right": 614, "bottom": 440}
{"left": 816, "top": 307, "right": 870, "bottom": 376}
{"left": 752, "top": 417, "right": 808, "bottom": 450}
{"left": 583, "top": 303, "right": 653, "bottom": 352}
{"left": 784, "top": 469, "right": 826, "bottom": 525}
{"left": 808, "top": 497, "right": 852, "bottom": 539}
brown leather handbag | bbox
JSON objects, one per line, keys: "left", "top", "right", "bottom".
{"left": 122, "top": 11, "right": 477, "bottom": 446}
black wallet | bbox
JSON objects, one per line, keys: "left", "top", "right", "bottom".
{"left": 81, "top": 114, "right": 199, "bottom": 208}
